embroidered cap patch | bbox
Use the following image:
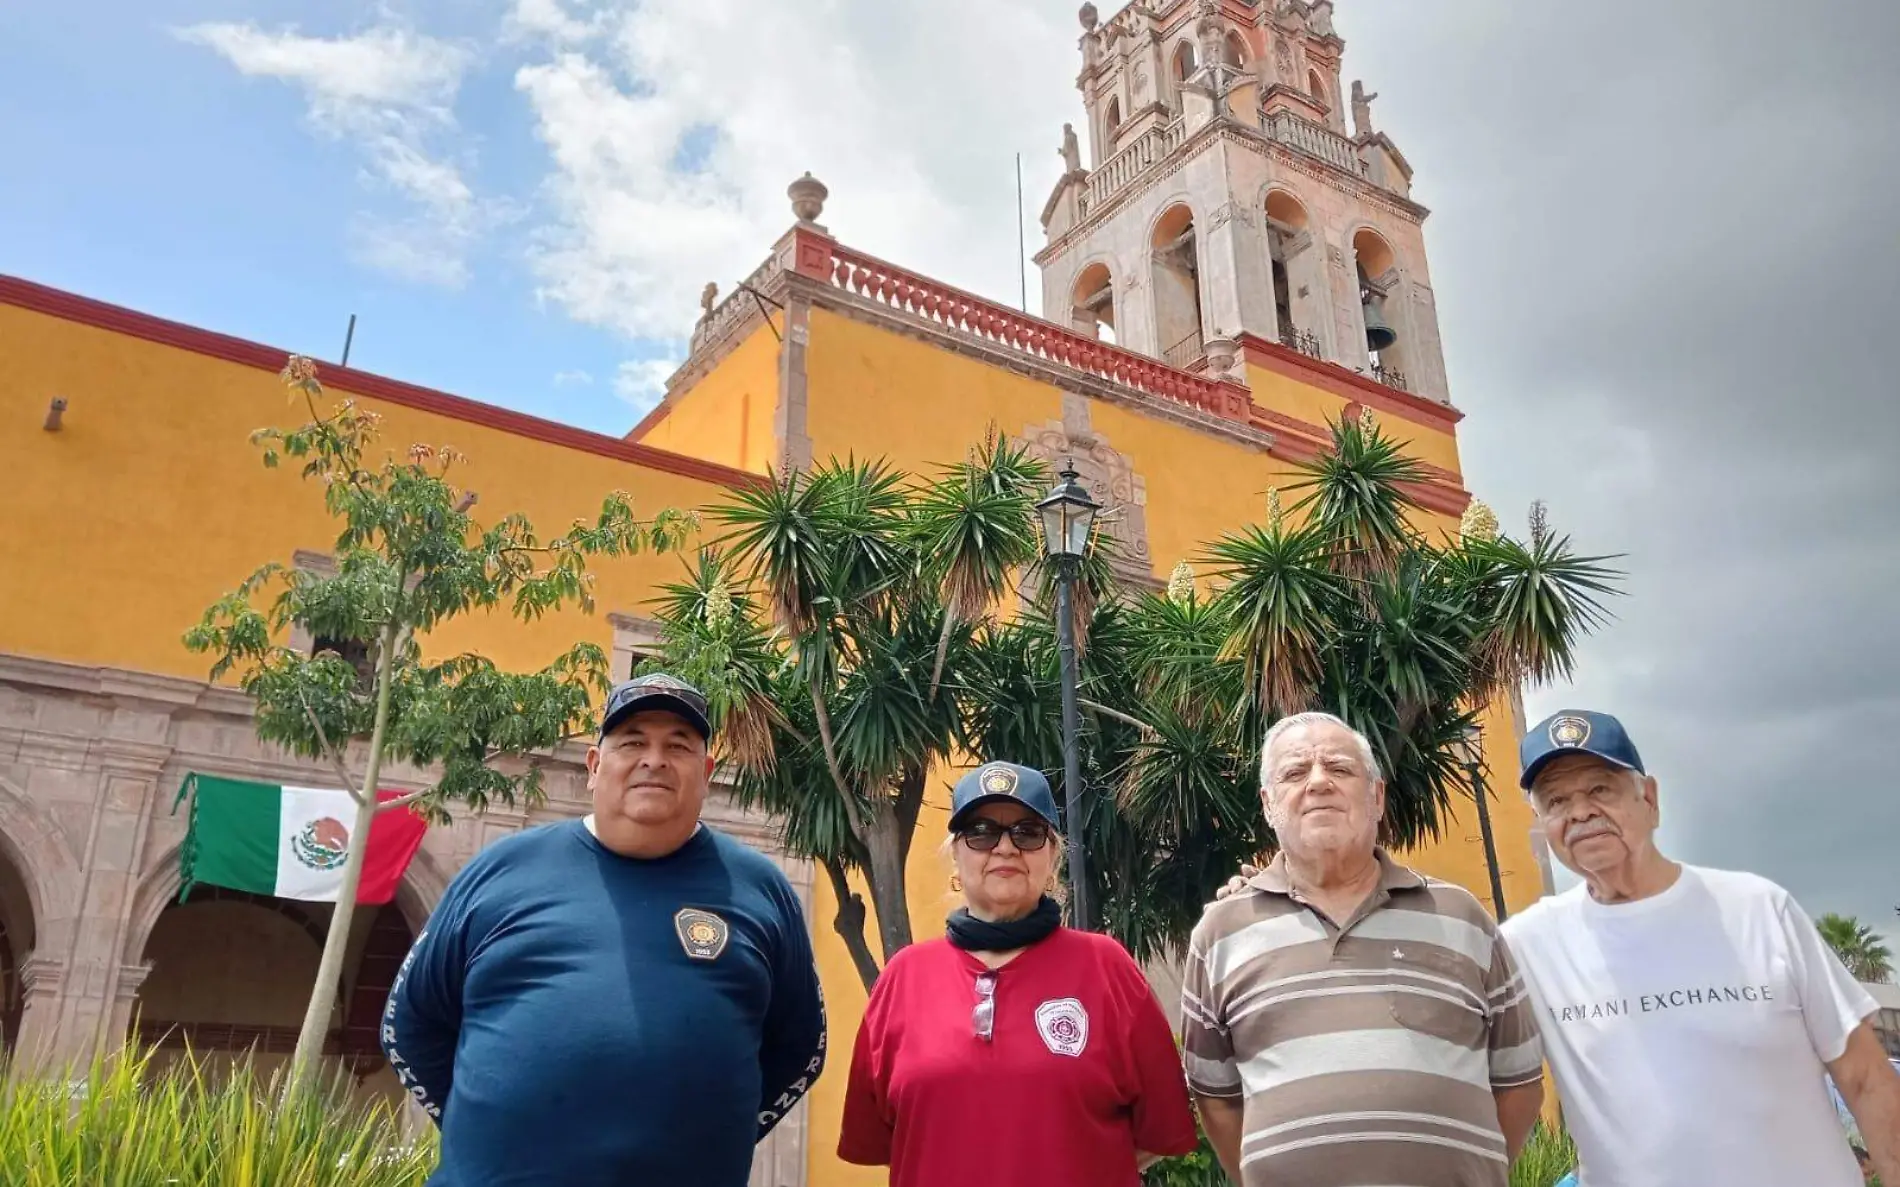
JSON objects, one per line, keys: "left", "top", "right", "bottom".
{"left": 674, "top": 908, "right": 730, "bottom": 961}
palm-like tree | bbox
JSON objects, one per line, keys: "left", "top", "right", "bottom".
{"left": 649, "top": 416, "right": 1625, "bottom": 984}
{"left": 649, "top": 433, "right": 1047, "bottom": 989}
{"left": 966, "top": 416, "right": 1624, "bottom": 961}
{"left": 1818, "top": 913, "right": 1895, "bottom": 983}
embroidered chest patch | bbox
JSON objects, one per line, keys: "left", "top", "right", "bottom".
{"left": 674, "top": 908, "right": 730, "bottom": 960}
{"left": 1035, "top": 997, "right": 1089, "bottom": 1057}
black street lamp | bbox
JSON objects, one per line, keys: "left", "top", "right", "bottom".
{"left": 1455, "top": 722, "right": 1510, "bottom": 922}
{"left": 1036, "top": 461, "right": 1100, "bottom": 932}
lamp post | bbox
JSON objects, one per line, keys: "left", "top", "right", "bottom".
{"left": 1036, "top": 462, "right": 1100, "bottom": 932}
{"left": 1455, "top": 722, "right": 1510, "bottom": 922}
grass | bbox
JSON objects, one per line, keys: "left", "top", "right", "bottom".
{"left": 0, "top": 1046, "right": 436, "bottom": 1186}
{"left": 1511, "top": 1123, "right": 1579, "bottom": 1187}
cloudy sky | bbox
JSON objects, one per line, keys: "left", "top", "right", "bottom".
{"left": 5, "top": 1, "right": 1896, "bottom": 940}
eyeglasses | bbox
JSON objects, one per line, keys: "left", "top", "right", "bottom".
{"left": 955, "top": 820, "right": 1053, "bottom": 852}
{"left": 973, "top": 971, "right": 998, "bottom": 1042}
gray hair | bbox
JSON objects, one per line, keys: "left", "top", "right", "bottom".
{"left": 1259, "top": 712, "right": 1384, "bottom": 790}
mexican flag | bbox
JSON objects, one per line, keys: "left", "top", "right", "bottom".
{"left": 178, "top": 774, "right": 427, "bottom": 904}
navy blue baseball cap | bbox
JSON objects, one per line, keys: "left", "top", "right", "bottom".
{"left": 948, "top": 762, "right": 1061, "bottom": 831}
{"left": 599, "top": 672, "right": 712, "bottom": 741}
{"left": 1519, "top": 710, "right": 1645, "bottom": 790}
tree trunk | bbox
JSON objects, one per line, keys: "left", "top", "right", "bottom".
{"left": 287, "top": 618, "right": 400, "bottom": 1095}
{"left": 859, "top": 800, "right": 913, "bottom": 963}
{"left": 821, "top": 857, "right": 883, "bottom": 993}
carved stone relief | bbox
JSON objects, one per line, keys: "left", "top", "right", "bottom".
{"left": 1016, "top": 395, "right": 1157, "bottom": 589}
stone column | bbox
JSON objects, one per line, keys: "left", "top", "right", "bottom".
{"left": 46, "top": 736, "right": 167, "bottom": 1066}
{"left": 11, "top": 954, "right": 69, "bottom": 1073}
{"left": 1199, "top": 192, "right": 1274, "bottom": 344}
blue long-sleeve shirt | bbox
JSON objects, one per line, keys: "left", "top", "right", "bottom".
{"left": 381, "top": 819, "right": 826, "bottom": 1186}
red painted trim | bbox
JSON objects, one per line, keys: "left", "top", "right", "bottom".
{"left": 1236, "top": 332, "right": 1463, "bottom": 433}
{"left": 625, "top": 399, "right": 671, "bottom": 442}
{"left": 0, "top": 274, "right": 761, "bottom": 491}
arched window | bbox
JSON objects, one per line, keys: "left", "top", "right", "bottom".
{"left": 1151, "top": 205, "right": 1205, "bottom": 368}
{"left": 1308, "top": 69, "right": 1328, "bottom": 108}
{"left": 1223, "top": 32, "right": 1247, "bottom": 68}
{"left": 1172, "top": 41, "right": 1197, "bottom": 83}
{"left": 1104, "top": 97, "right": 1122, "bottom": 143}
{"left": 1072, "top": 263, "right": 1118, "bottom": 345}
{"left": 1264, "top": 190, "right": 1319, "bottom": 355}
{"left": 1351, "top": 228, "right": 1410, "bottom": 389}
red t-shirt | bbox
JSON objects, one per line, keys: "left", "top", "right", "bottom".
{"left": 838, "top": 927, "right": 1199, "bottom": 1187}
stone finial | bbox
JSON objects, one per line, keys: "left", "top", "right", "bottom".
{"left": 699, "top": 282, "right": 718, "bottom": 319}
{"left": 1308, "top": 0, "right": 1337, "bottom": 39}
{"left": 1351, "top": 80, "right": 1378, "bottom": 138}
{"left": 788, "top": 173, "right": 828, "bottom": 225}
{"left": 1079, "top": 2, "right": 1099, "bottom": 31}
{"left": 1204, "top": 333, "right": 1238, "bottom": 378}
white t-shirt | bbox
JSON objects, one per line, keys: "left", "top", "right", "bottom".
{"left": 1500, "top": 864, "right": 1876, "bottom": 1187}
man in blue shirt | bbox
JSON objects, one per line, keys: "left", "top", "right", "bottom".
{"left": 382, "top": 672, "right": 827, "bottom": 1185}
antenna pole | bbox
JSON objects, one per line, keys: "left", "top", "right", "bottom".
{"left": 1016, "top": 153, "right": 1028, "bottom": 312}
{"left": 341, "top": 314, "right": 357, "bottom": 367}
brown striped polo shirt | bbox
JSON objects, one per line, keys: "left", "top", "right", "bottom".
{"left": 1180, "top": 848, "right": 1543, "bottom": 1187}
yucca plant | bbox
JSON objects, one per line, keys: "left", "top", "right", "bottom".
{"left": 0, "top": 1045, "right": 436, "bottom": 1185}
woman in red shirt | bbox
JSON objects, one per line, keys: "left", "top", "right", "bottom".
{"left": 838, "top": 760, "right": 1199, "bottom": 1186}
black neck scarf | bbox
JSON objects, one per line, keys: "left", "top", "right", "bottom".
{"left": 946, "top": 895, "right": 1062, "bottom": 952}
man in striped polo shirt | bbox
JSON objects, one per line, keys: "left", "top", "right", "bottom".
{"left": 1182, "top": 712, "right": 1545, "bottom": 1186}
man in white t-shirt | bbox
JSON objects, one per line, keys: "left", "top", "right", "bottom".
{"left": 1504, "top": 709, "right": 1900, "bottom": 1187}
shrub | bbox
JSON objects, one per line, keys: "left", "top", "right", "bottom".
{"left": 0, "top": 1045, "right": 436, "bottom": 1185}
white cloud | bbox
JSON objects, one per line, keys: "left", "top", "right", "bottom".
{"left": 177, "top": 22, "right": 489, "bottom": 287}
{"left": 552, "top": 368, "right": 595, "bottom": 386}
{"left": 505, "top": 0, "right": 603, "bottom": 46}
{"left": 512, "top": 0, "right": 1080, "bottom": 340}
{"left": 614, "top": 359, "right": 677, "bottom": 412}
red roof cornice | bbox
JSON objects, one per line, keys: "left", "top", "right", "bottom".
{"left": 0, "top": 274, "right": 761, "bottom": 491}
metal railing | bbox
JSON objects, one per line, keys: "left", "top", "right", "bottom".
{"left": 1279, "top": 324, "right": 1323, "bottom": 360}
{"left": 1371, "top": 363, "right": 1409, "bottom": 392}
{"left": 1162, "top": 330, "right": 1207, "bottom": 370}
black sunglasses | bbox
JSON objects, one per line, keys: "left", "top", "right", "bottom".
{"left": 955, "top": 819, "right": 1053, "bottom": 852}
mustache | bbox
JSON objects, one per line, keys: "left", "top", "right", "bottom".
{"left": 1565, "top": 818, "right": 1616, "bottom": 844}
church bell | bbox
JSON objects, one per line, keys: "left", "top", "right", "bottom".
{"left": 1359, "top": 267, "right": 1398, "bottom": 353}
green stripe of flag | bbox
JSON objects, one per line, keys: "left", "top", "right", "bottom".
{"left": 181, "top": 774, "right": 281, "bottom": 899}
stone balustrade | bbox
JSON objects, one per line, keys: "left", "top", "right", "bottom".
{"left": 1259, "top": 108, "right": 1367, "bottom": 178}
{"left": 1079, "top": 120, "right": 1185, "bottom": 219}
{"left": 817, "top": 240, "right": 1251, "bottom": 422}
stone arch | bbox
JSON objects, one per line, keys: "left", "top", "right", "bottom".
{"left": 1223, "top": 31, "right": 1248, "bottom": 67}
{"left": 1070, "top": 258, "right": 1119, "bottom": 344}
{"left": 0, "top": 773, "right": 83, "bottom": 949}
{"left": 1262, "top": 187, "right": 1325, "bottom": 353}
{"left": 1150, "top": 202, "right": 1206, "bottom": 368}
{"left": 1350, "top": 225, "right": 1412, "bottom": 387}
{"left": 1103, "top": 95, "right": 1122, "bottom": 151}
{"left": 1171, "top": 40, "right": 1197, "bottom": 85}
{"left": 1308, "top": 68, "right": 1329, "bottom": 108}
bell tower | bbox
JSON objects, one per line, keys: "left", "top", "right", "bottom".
{"left": 1037, "top": 0, "right": 1448, "bottom": 403}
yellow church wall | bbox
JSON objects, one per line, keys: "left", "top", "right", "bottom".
{"left": 0, "top": 301, "right": 731, "bottom": 685}
{"left": 1243, "top": 357, "right": 1464, "bottom": 476}
{"left": 632, "top": 322, "right": 779, "bottom": 475}
{"left": 802, "top": 307, "right": 1065, "bottom": 470}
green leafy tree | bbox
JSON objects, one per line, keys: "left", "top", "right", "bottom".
{"left": 1819, "top": 913, "right": 1895, "bottom": 983}
{"left": 185, "top": 357, "right": 691, "bottom": 1091}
